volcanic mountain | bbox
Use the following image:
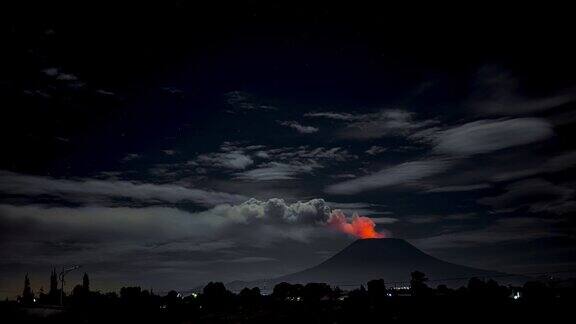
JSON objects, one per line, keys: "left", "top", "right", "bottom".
{"left": 276, "top": 238, "right": 508, "bottom": 286}
{"left": 229, "top": 238, "right": 513, "bottom": 290}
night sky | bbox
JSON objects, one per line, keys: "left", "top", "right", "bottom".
{"left": 1, "top": 3, "right": 575, "bottom": 297}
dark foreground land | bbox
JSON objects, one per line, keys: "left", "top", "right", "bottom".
{"left": 2, "top": 277, "right": 575, "bottom": 323}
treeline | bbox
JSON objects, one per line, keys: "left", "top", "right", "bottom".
{"left": 4, "top": 271, "right": 576, "bottom": 323}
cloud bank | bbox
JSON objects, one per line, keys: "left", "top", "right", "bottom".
{"left": 0, "top": 171, "right": 247, "bottom": 207}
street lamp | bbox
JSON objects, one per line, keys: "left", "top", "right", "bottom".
{"left": 59, "top": 265, "right": 81, "bottom": 306}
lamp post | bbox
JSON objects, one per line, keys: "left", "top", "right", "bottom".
{"left": 59, "top": 265, "right": 80, "bottom": 306}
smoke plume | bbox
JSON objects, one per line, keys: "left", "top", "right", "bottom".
{"left": 327, "top": 211, "right": 385, "bottom": 239}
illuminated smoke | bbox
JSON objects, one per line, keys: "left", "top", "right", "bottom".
{"left": 327, "top": 211, "right": 385, "bottom": 239}
{"left": 217, "top": 198, "right": 390, "bottom": 240}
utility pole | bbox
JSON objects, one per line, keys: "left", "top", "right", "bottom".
{"left": 59, "top": 265, "right": 80, "bottom": 306}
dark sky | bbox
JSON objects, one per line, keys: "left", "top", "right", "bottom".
{"left": 1, "top": 3, "right": 575, "bottom": 297}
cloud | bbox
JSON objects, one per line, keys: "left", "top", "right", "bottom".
{"left": 306, "top": 109, "right": 438, "bottom": 140}
{"left": 224, "top": 91, "right": 277, "bottom": 111}
{"left": 490, "top": 150, "right": 576, "bottom": 182}
{"left": 304, "top": 112, "right": 359, "bottom": 120}
{"left": 365, "top": 145, "right": 387, "bottom": 155}
{"left": 0, "top": 204, "right": 225, "bottom": 243}
{"left": 0, "top": 198, "right": 368, "bottom": 265}
{"left": 229, "top": 146, "right": 356, "bottom": 181}
{"left": 223, "top": 144, "right": 355, "bottom": 162}
{"left": 278, "top": 121, "right": 319, "bottom": 133}
{"left": 226, "top": 256, "right": 277, "bottom": 263}
{"left": 330, "top": 173, "right": 357, "bottom": 179}
{"left": 477, "top": 178, "right": 576, "bottom": 215}
{"left": 414, "top": 217, "right": 562, "bottom": 249}
{"left": 190, "top": 144, "right": 355, "bottom": 180}
{"left": 207, "top": 198, "right": 332, "bottom": 225}
{"left": 325, "top": 201, "right": 391, "bottom": 216}
{"left": 423, "top": 118, "right": 554, "bottom": 156}
{"left": 0, "top": 171, "right": 247, "bottom": 207}
{"left": 96, "top": 89, "right": 115, "bottom": 96}
{"left": 162, "top": 149, "right": 176, "bottom": 156}
{"left": 469, "top": 65, "right": 576, "bottom": 116}
{"left": 56, "top": 73, "right": 78, "bottom": 81}
{"left": 42, "top": 67, "right": 81, "bottom": 85}
{"left": 324, "top": 116, "right": 553, "bottom": 196}
{"left": 234, "top": 161, "right": 321, "bottom": 181}
{"left": 325, "top": 158, "right": 452, "bottom": 195}
{"left": 424, "top": 183, "right": 491, "bottom": 193}
{"left": 342, "top": 110, "right": 437, "bottom": 140}
{"left": 269, "top": 146, "right": 355, "bottom": 161}
{"left": 122, "top": 153, "right": 141, "bottom": 162}
{"left": 0, "top": 197, "right": 381, "bottom": 296}
{"left": 403, "top": 212, "right": 477, "bottom": 224}
{"left": 371, "top": 217, "right": 400, "bottom": 224}
{"left": 543, "top": 150, "right": 576, "bottom": 173}
{"left": 42, "top": 67, "right": 59, "bottom": 77}
{"left": 197, "top": 151, "right": 254, "bottom": 169}
{"left": 187, "top": 142, "right": 263, "bottom": 170}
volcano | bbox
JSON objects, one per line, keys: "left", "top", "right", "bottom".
{"left": 275, "top": 238, "right": 507, "bottom": 286}
{"left": 228, "top": 238, "right": 514, "bottom": 291}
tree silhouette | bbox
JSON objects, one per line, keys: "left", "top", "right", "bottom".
{"left": 272, "top": 282, "right": 303, "bottom": 300}
{"left": 202, "top": 282, "right": 233, "bottom": 311}
{"left": 82, "top": 273, "right": 90, "bottom": 292}
{"left": 410, "top": 271, "right": 429, "bottom": 296}
{"left": 367, "top": 279, "right": 386, "bottom": 303}
{"left": 302, "top": 282, "right": 332, "bottom": 303}
{"left": 203, "top": 282, "right": 229, "bottom": 299}
{"left": 22, "top": 273, "right": 34, "bottom": 305}
{"left": 72, "top": 284, "right": 85, "bottom": 298}
{"left": 47, "top": 268, "right": 59, "bottom": 304}
{"left": 239, "top": 287, "right": 261, "bottom": 299}
{"left": 49, "top": 268, "right": 58, "bottom": 294}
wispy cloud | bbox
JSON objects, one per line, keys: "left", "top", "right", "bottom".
{"left": 42, "top": 67, "right": 84, "bottom": 88}
{"left": 325, "top": 158, "right": 452, "bottom": 195}
{"left": 325, "top": 201, "right": 391, "bottom": 216}
{"left": 235, "top": 161, "right": 321, "bottom": 181}
{"left": 477, "top": 178, "right": 576, "bottom": 215}
{"left": 224, "top": 91, "right": 277, "bottom": 111}
{"left": 421, "top": 118, "right": 554, "bottom": 156}
{"left": 304, "top": 112, "right": 359, "bottom": 120}
{"left": 196, "top": 151, "right": 254, "bottom": 169}
{"left": 122, "top": 153, "right": 141, "bottom": 162}
{"left": 365, "top": 145, "right": 387, "bottom": 155}
{"left": 0, "top": 171, "right": 247, "bottom": 207}
{"left": 403, "top": 212, "right": 477, "bottom": 224}
{"left": 424, "top": 183, "right": 491, "bottom": 193}
{"left": 235, "top": 146, "right": 356, "bottom": 181}
{"left": 469, "top": 65, "right": 576, "bottom": 116}
{"left": 278, "top": 121, "right": 319, "bottom": 133}
{"left": 306, "top": 109, "right": 438, "bottom": 140}
{"left": 414, "top": 217, "right": 562, "bottom": 249}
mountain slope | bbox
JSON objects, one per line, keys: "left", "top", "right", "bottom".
{"left": 225, "top": 238, "right": 519, "bottom": 292}
{"left": 275, "top": 238, "right": 505, "bottom": 286}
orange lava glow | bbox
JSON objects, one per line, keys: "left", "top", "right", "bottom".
{"left": 327, "top": 212, "right": 385, "bottom": 239}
